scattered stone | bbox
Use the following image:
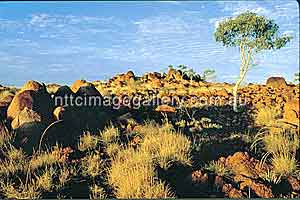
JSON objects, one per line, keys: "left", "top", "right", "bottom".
{"left": 234, "top": 174, "right": 273, "bottom": 198}
{"left": 222, "top": 184, "right": 244, "bottom": 198}
{"left": 228, "top": 188, "right": 244, "bottom": 198}
{"left": 288, "top": 176, "right": 300, "bottom": 191}
{"left": 191, "top": 170, "right": 209, "bottom": 184}
{"left": 155, "top": 105, "right": 176, "bottom": 113}
{"left": 225, "top": 152, "right": 268, "bottom": 179}
{"left": 166, "top": 68, "right": 182, "bottom": 82}
{"left": 214, "top": 175, "right": 225, "bottom": 188}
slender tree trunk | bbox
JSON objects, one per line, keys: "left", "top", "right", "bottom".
{"left": 233, "top": 43, "right": 252, "bottom": 112}
{"left": 233, "top": 79, "right": 242, "bottom": 112}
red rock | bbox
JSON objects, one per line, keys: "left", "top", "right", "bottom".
{"left": 70, "top": 80, "right": 92, "bottom": 93}
{"left": 283, "top": 99, "right": 299, "bottom": 125}
{"left": 19, "top": 80, "right": 43, "bottom": 92}
{"left": 266, "top": 77, "right": 287, "bottom": 88}
{"left": 11, "top": 107, "right": 42, "bottom": 129}
{"left": 155, "top": 105, "right": 176, "bottom": 113}
{"left": 7, "top": 89, "right": 53, "bottom": 122}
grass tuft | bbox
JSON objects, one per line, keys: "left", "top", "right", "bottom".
{"left": 78, "top": 131, "right": 100, "bottom": 152}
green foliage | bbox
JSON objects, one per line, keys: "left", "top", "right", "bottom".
{"left": 177, "top": 65, "right": 201, "bottom": 82}
{"left": 214, "top": 12, "right": 292, "bottom": 51}
{"left": 214, "top": 11, "right": 291, "bottom": 112}
{"left": 202, "top": 68, "right": 216, "bottom": 81}
{"left": 205, "top": 160, "right": 232, "bottom": 177}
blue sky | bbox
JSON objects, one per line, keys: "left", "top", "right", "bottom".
{"left": 0, "top": 1, "right": 299, "bottom": 86}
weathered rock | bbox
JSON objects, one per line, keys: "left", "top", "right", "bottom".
{"left": 215, "top": 88, "right": 229, "bottom": 97}
{"left": 55, "top": 86, "right": 74, "bottom": 97}
{"left": 234, "top": 174, "right": 273, "bottom": 198}
{"left": 19, "top": 80, "right": 43, "bottom": 92}
{"left": 266, "top": 77, "right": 287, "bottom": 88}
{"left": 288, "top": 176, "right": 300, "bottom": 191}
{"left": 283, "top": 99, "right": 300, "bottom": 124}
{"left": 70, "top": 80, "right": 93, "bottom": 93}
{"left": 53, "top": 106, "right": 65, "bottom": 121}
{"left": 46, "top": 83, "right": 61, "bottom": 94}
{"left": 228, "top": 188, "right": 244, "bottom": 198}
{"left": 124, "top": 71, "right": 135, "bottom": 81}
{"left": 166, "top": 68, "right": 182, "bottom": 82}
{"left": 222, "top": 184, "right": 244, "bottom": 198}
{"left": 155, "top": 104, "right": 176, "bottom": 113}
{"left": 146, "top": 72, "right": 162, "bottom": 81}
{"left": 0, "top": 93, "right": 14, "bottom": 105}
{"left": 7, "top": 89, "right": 54, "bottom": 122}
{"left": 214, "top": 175, "right": 225, "bottom": 188}
{"left": 11, "top": 107, "right": 42, "bottom": 129}
{"left": 225, "top": 152, "right": 268, "bottom": 179}
{"left": 191, "top": 170, "right": 209, "bottom": 184}
{"left": 75, "top": 85, "right": 102, "bottom": 97}
{"left": 53, "top": 86, "right": 74, "bottom": 107}
{"left": 0, "top": 94, "right": 14, "bottom": 119}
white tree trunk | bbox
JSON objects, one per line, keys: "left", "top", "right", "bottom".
{"left": 233, "top": 43, "right": 252, "bottom": 112}
{"left": 233, "top": 79, "right": 242, "bottom": 112}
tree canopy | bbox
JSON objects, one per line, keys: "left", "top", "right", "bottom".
{"left": 214, "top": 12, "right": 292, "bottom": 52}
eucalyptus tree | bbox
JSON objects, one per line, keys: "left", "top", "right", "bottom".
{"left": 214, "top": 12, "right": 292, "bottom": 111}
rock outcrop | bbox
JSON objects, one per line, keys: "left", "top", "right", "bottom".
{"left": 266, "top": 77, "right": 288, "bottom": 88}
{"left": 11, "top": 107, "right": 42, "bottom": 129}
{"left": 70, "top": 80, "right": 93, "bottom": 93}
{"left": 283, "top": 99, "right": 299, "bottom": 124}
{"left": 19, "top": 80, "right": 43, "bottom": 92}
{"left": 7, "top": 87, "right": 54, "bottom": 122}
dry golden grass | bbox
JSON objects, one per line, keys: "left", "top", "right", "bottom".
{"left": 107, "top": 121, "right": 191, "bottom": 198}
{"left": 0, "top": 144, "right": 77, "bottom": 198}
{"left": 260, "top": 168, "right": 282, "bottom": 184}
{"left": 0, "top": 146, "right": 27, "bottom": 176}
{"left": 108, "top": 145, "right": 175, "bottom": 198}
{"left": 36, "top": 167, "right": 55, "bottom": 192}
{"left": 1, "top": 179, "right": 41, "bottom": 199}
{"left": 30, "top": 151, "right": 60, "bottom": 171}
{"left": 81, "top": 152, "right": 105, "bottom": 178}
{"left": 56, "top": 164, "right": 75, "bottom": 189}
{"left": 100, "top": 126, "right": 119, "bottom": 144}
{"left": 0, "top": 126, "right": 14, "bottom": 148}
{"left": 78, "top": 131, "right": 100, "bottom": 152}
{"left": 108, "top": 148, "right": 173, "bottom": 198}
{"left": 263, "top": 130, "right": 299, "bottom": 156}
{"left": 140, "top": 123, "right": 191, "bottom": 169}
{"left": 89, "top": 184, "right": 107, "bottom": 199}
{"left": 255, "top": 106, "right": 281, "bottom": 126}
{"left": 272, "top": 152, "right": 299, "bottom": 176}
{"left": 205, "top": 160, "right": 231, "bottom": 177}
{"left": 252, "top": 126, "right": 299, "bottom": 177}
{"left": 106, "top": 142, "right": 123, "bottom": 158}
